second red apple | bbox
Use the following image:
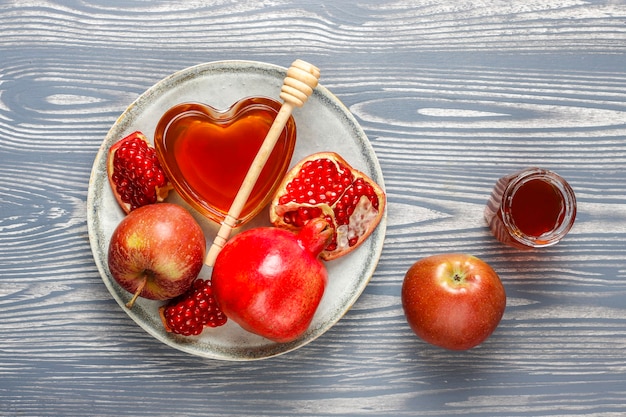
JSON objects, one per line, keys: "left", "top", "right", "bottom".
{"left": 401, "top": 253, "right": 506, "bottom": 350}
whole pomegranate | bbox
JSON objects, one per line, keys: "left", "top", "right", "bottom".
{"left": 270, "top": 152, "right": 385, "bottom": 260}
{"left": 211, "top": 218, "right": 333, "bottom": 343}
{"left": 107, "top": 131, "right": 173, "bottom": 213}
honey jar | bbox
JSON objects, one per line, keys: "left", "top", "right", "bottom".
{"left": 484, "top": 168, "right": 576, "bottom": 249}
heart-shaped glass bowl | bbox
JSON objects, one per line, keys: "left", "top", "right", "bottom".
{"left": 154, "top": 98, "right": 296, "bottom": 227}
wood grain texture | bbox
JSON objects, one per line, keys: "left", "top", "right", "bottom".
{"left": 1, "top": 0, "right": 626, "bottom": 416}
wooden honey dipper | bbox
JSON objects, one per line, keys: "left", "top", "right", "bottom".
{"left": 205, "top": 59, "right": 321, "bottom": 267}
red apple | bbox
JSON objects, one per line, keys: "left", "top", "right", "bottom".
{"left": 107, "top": 203, "right": 206, "bottom": 308}
{"left": 401, "top": 253, "right": 506, "bottom": 350}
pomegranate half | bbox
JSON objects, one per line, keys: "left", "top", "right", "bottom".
{"left": 270, "top": 151, "right": 385, "bottom": 261}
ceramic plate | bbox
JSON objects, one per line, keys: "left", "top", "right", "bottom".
{"left": 87, "top": 60, "right": 386, "bottom": 361}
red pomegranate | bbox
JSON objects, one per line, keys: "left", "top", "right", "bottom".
{"left": 211, "top": 218, "right": 333, "bottom": 343}
{"left": 107, "top": 131, "right": 173, "bottom": 213}
{"left": 270, "top": 152, "right": 385, "bottom": 260}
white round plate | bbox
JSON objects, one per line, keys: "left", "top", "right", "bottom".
{"left": 87, "top": 60, "right": 387, "bottom": 361}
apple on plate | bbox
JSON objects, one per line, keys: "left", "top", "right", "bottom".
{"left": 107, "top": 203, "right": 206, "bottom": 308}
{"left": 401, "top": 253, "right": 506, "bottom": 350}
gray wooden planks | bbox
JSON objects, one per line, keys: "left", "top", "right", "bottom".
{"left": 1, "top": 0, "right": 626, "bottom": 416}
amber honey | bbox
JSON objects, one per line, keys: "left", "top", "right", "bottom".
{"left": 485, "top": 168, "right": 576, "bottom": 249}
{"left": 154, "top": 98, "right": 296, "bottom": 226}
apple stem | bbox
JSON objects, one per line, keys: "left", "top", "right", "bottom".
{"left": 126, "top": 276, "right": 147, "bottom": 309}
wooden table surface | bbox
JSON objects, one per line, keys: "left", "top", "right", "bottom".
{"left": 2, "top": 1, "right": 626, "bottom": 416}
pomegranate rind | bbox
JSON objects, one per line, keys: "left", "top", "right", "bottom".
{"left": 270, "top": 151, "right": 386, "bottom": 261}
{"left": 106, "top": 131, "right": 173, "bottom": 214}
{"left": 158, "top": 306, "right": 174, "bottom": 333}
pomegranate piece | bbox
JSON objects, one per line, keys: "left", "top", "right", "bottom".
{"left": 107, "top": 131, "right": 173, "bottom": 213}
{"left": 270, "top": 152, "right": 385, "bottom": 261}
{"left": 159, "top": 279, "right": 227, "bottom": 336}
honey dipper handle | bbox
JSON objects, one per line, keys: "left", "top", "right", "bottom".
{"left": 205, "top": 60, "right": 320, "bottom": 267}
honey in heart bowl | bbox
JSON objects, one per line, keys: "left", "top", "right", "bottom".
{"left": 154, "top": 97, "right": 296, "bottom": 227}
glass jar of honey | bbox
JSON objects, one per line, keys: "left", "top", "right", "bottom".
{"left": 484, "top": 168, "right": 577, "bottom": 249}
